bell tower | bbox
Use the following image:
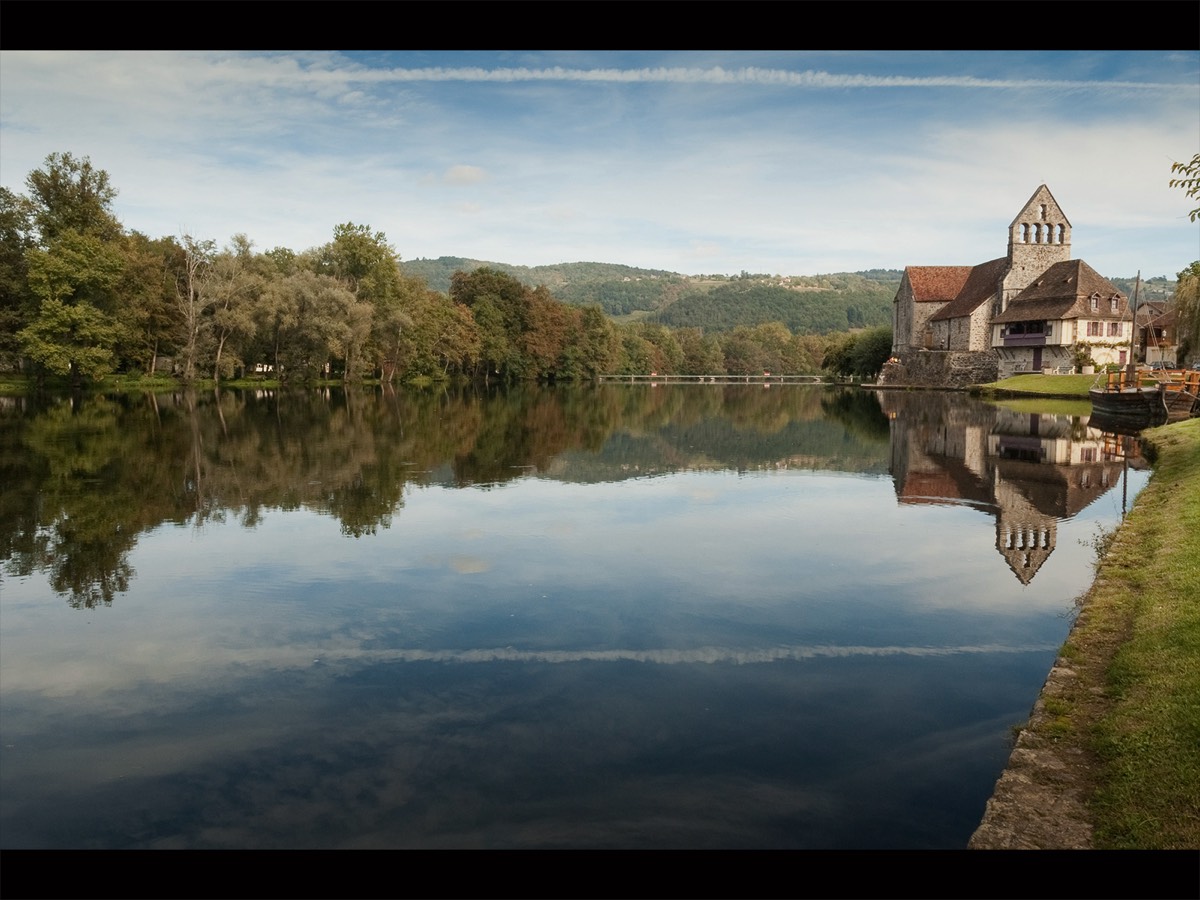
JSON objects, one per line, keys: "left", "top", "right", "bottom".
{"left": 999, "top": 185, "right": 1072, "bottom": 313}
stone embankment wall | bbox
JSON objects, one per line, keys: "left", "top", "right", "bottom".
{"left": 879, "top": 350, "right": 999, "bottom": 388}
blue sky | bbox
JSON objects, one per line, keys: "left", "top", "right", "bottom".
{"left": 2, "top": 50, "right": 1197, "bottom": 279}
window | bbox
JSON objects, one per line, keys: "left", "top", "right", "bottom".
{"left": 1110, "top": 297, "right": 1119, "bottom": 313}
{"left": 1090, "top": 294, "right": 1099, "bottom": 311}
{"left": 1108, "top": 321, "right": 1121, "bottom": 337}
{"left": 1087, "top": 321, "right": 1102, "bottom": 336}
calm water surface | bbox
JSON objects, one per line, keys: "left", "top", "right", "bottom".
{"left": 0, "top": 384, "right": 1148, "bottom": 848}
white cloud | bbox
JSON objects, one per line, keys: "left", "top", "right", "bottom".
{"left": 2, "top": 50, "right": 1195, "bottom": 276}
{"left": 443, "top": 164, "right": 486, "bottom": 185}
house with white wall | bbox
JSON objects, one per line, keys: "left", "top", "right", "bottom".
{"left": 991, "top": 259, "right": 1131, "bottom": 373}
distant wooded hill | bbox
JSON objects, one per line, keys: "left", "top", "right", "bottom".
{"left": 649, "top": 276, "right": 897, "bottom": 333}
{"left": 402, "top": 257, "right": 903, "bottom": 332}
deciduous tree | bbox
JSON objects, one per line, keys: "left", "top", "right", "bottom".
{"left": 1169, "top": 152, "right": 1200, "bottom": 223}
{"left": 1173, "top": 261, "right": 1200, "bottom": 362}
{"left": 24, "top": 152, "right": 122, "bottom": 244}
{"left": 17, "top": 297, "right": 121, "bottom": 382}
{"left": 175, "top": 235, "right": 217, "bottom": 380}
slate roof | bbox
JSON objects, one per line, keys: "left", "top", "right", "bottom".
{"left": 930, "top": 257, "right": 1009, "bottom": 322}
{"left": 992, "top": 259, "right": 1127, "bottom": 324}
{"left": 904, "top": 266, "right": 973, "bottom": 302}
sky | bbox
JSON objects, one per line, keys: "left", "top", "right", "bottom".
{"left": 1, "top": 50, "right": 1197, "bottom": 280}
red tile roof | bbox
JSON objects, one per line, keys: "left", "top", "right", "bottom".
{"left": 905, "top": 266, "right": 973, "bottom": 302}
{"left": 930, "top": 257, "right": 1008, "bottom": 322}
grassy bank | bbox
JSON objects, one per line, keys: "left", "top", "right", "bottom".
{"left": 1064, "top": 417, "right": 1200, "bottom": 848}
{"left": 974, "top": 373, "right": 1095, "bottom": 398}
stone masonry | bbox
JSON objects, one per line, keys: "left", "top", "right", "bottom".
{"left": 879, "top": 349, "right": 999, "bottom": 388}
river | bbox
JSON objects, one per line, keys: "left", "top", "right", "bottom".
{"left": 0, "top": 383, "right": 1149, "bottom": 848}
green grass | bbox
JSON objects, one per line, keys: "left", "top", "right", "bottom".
{"left": 973, "top": 373, "right": 1096, "bottom": 398}
{"left": 1079, "top": 418, "right": 1200, "bottom": 848}
{"left": 98, "top": 373, "right": 185, "bottom": 392}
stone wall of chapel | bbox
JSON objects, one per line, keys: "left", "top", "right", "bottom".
{"left": 879, "top": 349, "right": 999, "bottom": 387}
{"left": 893, "top": 278, "right": 947, "bottom": 352}
{"left": 930, "top": 306, "right": 994, "bottom": 353}
{"left": 969, "top": 305, "right": 993, "bottom": 350}
{"left": 1001, "top": 243, "right": 1071, "bottom": 310}
{"left": 892, "top": 287, "right": 912, "bottom": 352}
{"left": 911, "top": 302, "right": 943, "bottom": 351}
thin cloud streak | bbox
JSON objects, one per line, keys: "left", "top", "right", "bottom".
{"left": 243, "top": 62, "right": 1196, "bottom": 93}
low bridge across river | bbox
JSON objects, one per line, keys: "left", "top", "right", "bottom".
{"left": 598, "top": 373, "right": 830, "bottom": 384}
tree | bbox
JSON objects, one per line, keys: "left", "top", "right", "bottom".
{"left": 722, "top": 326, "right": 766, "bottom": 375}
{"left": 1173, "top": 261, "right": 1200, "bottom": 363}
{"left": 451, "top": 268, "right": 534, "bottom": 380}
{"left": 399, "top": 289, "right": 480, "bottom": 379}
{"left": 563, "top": 305, "right": 620, "bottom": 379}
{"left": 207, "top": 235, "right": 264, "bottom": 380}
{"left": 174, "top": 235, "right": 216, "bottom": 380}
{"left": 25, "top": 228, "right": 124, "bottom": 308}
{"left": 637, "top": 322, "right": 683, "bottom": 374}
{"left": 12, "top": 155, "right": 130, "bottom": 379}
{"left": 677, "top": 327, "right": 725, "bottom": 376}
{"left": 0, "top": 187, "right": 35, "bottom": 364}
{"left": 849, "top": 326, "right": 893, "bottom": 379}
{"left": 116, "top": 232, "right": 182, "bottom": 375}
{"left": 17, "top": 297, "right": 121, "bottom": 382}
{"left": 521, "top": 286, "right": 573, "bottom": 379}
{"left": 19, "top": 229, "right": 126, "bottom": 383}
{"left": 1169, "top": 153, "right": 1200, "bottom": 223}
{"left": 313, "top": 223, "right": 407, "bottom": 378}
{"left": 260, "top": 270, "right": 359, "bottom": 381}
{"left": 823, "top": 326, "right": 893, "bottom": 378}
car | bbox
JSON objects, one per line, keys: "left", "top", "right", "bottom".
{"left": 1149, "top": 361, "right": 1175, "bottom": 370}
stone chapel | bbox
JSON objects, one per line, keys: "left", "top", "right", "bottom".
{"left": 887, "top": 185, "right": 1133, "bottom": 385}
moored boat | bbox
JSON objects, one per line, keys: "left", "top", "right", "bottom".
{"left": 1089, "top": 368, "right": 1169, "bottom": 426}
{"left": 1087, "top": 271, "right": 1170, "bottom": 426}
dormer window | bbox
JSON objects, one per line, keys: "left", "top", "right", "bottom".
{"left": 1110, "top": 297, "right": 1118, "bottom": 313}
{"left": 1090, "top": 293, "right": 1099, "bottom": 311}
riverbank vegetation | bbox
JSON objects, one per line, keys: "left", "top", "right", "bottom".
{"left": 2, "top": 152, "right": 892, "bottom": 391}
{"left": 1021, "top": 418, "right": 1200, "bottom": 849}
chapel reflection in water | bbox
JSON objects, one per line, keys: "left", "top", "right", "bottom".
{"left": 1, "top": 384, "right": 1149, "bottom": 605}
{"left": 877, "top": 390, "right": 1146, "bottom": 584}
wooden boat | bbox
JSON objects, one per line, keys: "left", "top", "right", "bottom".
{"left": 1156, "top": 368, "right": 1200, "bottom": 418}
{"left": 1088, "top": 369, "right": 1168, "bottom": 425}
{"left": 1088, "top": 271, "right": 1169, "bottom": 426}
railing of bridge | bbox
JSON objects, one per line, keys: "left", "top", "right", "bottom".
{"left": 596, "top": 374, "right": 831, "bottom": 384}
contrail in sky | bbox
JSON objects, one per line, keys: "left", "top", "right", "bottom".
{"left": 348, "top": 66, "right": 1189, "bottom": 92}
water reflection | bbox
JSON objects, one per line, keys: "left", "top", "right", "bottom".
{"left": 879, "top": 391, "right": 1147, "bottom": 584}
{"left": 0, "top": 385, "right": 1152, "bottom": 606}
{"left": 2, "top": 385, "right": 893, "bottom": 608}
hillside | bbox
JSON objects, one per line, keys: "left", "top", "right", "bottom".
{"left": 402, "top": 257, "right": 903, "bottom": 328}
{"left": 650, "top": 274, "right": 899, "bottom": 334}
{"left": 402, "top": 256, "right": 684, "bottom": 314}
